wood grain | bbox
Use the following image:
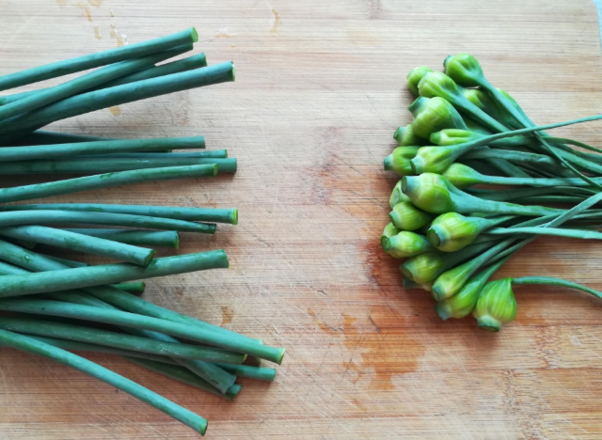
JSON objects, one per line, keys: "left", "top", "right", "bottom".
{"left": 1, "top": 0, "right": 602, "bottom": 438}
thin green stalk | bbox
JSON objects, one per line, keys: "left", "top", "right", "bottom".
{"left": 16, "top": 131, "right": 118, "bottom": 145}
{"left": 486, "top": 226, "right": 602, "bottom": 240}
{"left": 0, "top": 316, "right": 244, "bottom": 364}
{"left": 0, "top": 157, "right": 237, "bottom": 174}
{"left": 0, "top": 163, "right": 218, "bottom": 203}
{"left": 0, "top": 137, "right": 205, "bottom": 162}
{"left": 0, "top": 61, "right": 235, "bottom": 141}
{"left": 0, "top": 28, "right": 199, "bottom": 91}
{"left": 0, "top": 211, "right": 216, "bottom": 233}
{"left": 0, "top": 248, "right": 229, "bottom": 297}
{"left": 0, "top": 329, "right": 208, "bottom": 435}
{"left": 45, "top": 289, "right": 237, "bottom": 393}
{"left": 214, "top": 363, "right": 277, "bottom": 382}
{"left": 122, "top": 356, "right": 241, "bottom": 400}
{"left": 0, "top": 241, "right": 260, "bottom": 346}
{"left": 7, "top": 204, "right": 238, "bottom": 225}
{"left": 467, "top": 186, "right": 594, "bottom": 202}
{"left": 463, "top": 148, "right": 559, "bottom": 167}
{"left": 61, "top": 229, "right": 179, "bottom": 248}
{"left": 26, "top": 334, "right": 175, "bottom": 364}
{"left": 512, "top": 276, "right": 602, "bottom": 300}
{"left": 0, "top": 299, "right": 286, "bottom": 364}
{"left": 98, "top": 52, "right": 208, "bottom": 89}
{"left": 82, "top": 151, "right": 228, "bottom": 159}
{"left": 112, "top": 282, "right": 145, "bottom": 295}
{"left": 0, "top": 45, "right": 193, "bottom": 121}
{"left": 0, "top": 225, "right": 155, "bottom": 265}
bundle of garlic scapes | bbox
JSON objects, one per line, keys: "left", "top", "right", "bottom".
{"left": 382, "top": 53, "right": 602, "bottom": 332}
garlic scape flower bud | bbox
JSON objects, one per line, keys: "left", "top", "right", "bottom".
{"left": 406, "top": 66, "right": 433, "bottom": 95}
{"left": 417, "top": 71, "right": 509, "bottom": 133}
{"left": 430, "top": 129, "right": 483, "bottom": 146}
{"left": 400, "top": 252, "right": 448, "bottom": 285}
{"left": 441, "top": 163, "right": 488, "bottom": 189}
{"left": 472, "top": 278, "right": 517, "bottom": 332}
{"left": 389, "top": 180, "right": 410, "bottom": 208}
{"left": 382, "top": 231, "right": 434, "bottom": 259}
{"left": 401, "top": 173, "right": 455, "bottom": 214}
{"left": 384, "top": 146, "right": 419, "bottom": 176}
{"left": 408, "top": 97, "right": 468, "bottom": 139}
{"left": 389, "top": 201, "right": 434, "bottom": 231}
{"left": 444, "top": 53, "right": 486, "bottom": 88}
{"left": 427, "top": 212, "right": 509, "bottom": 252}
{"left": 394, "top": 124, "right": 427, "bottom": 146}
{"left": 410, "top": 145, "right": 459, "bottom": 174}
{"left": 435, "top": 266, "right": 494, "bottom": 320}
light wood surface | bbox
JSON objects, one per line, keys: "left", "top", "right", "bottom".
{"left": 2, "top": 0, "right": 602, "bottom": 438}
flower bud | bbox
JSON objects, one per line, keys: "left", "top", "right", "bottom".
{"left": 431, "top": 259, "right": 477, "bottom": 300}
{"left": 472, "top": 278, "right": 517, "bottom": 332}
{"left": 429, "top": 129, "right": 481, "bottom": 146}
{"left": 401, "top": 173, "right": 455, "bottom": 214}
{"left": 403, "top": 277, "right": 434, "bottom": 292}
{"left": 381, "top": 222, "right": 401, "bottom": 240}
{"left": 393, "top": 124, "right": 426, "bottom": 146}
{"left": 389, "top": 201, "right": 434, "bottom": 231}
{"left": 444, "top": 53, "right": 485, "bottom": 87}
{"left": 435, "top": 274, "right": 484, "bottom": 320}
{"left": 407, "top": 66, "right": 433, "bottom": 95}
{"left": 410, "top": 145, "right": 456, "bottom": 174}
{"left": 441, "top": 163, "right": 482, "bottom": 190}
{"left": 400, "top": 252, "right": 448, "bottom": 285}
{"left": 461, "top": 87, "right": 496, "bottom": 115}
{"left": 417, "top": 71, "right": 461, "bottom": 102}
{"left": 382, "top": 231, "right": 434, "bottom": 259}
{"left": 389, "top": 180, "right": 410, "bottom": 208}
{"left": 409, "top": 97, "right": 467, "bottom": 139}
{"left": 384, "top": 146, "right": 419, "bottom": 176}
{"left": 427, "top": 212, "right": 483, "bottom": 252}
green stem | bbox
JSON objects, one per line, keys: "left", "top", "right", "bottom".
{"left": 0, "top": 137, "right": 205, "bottom": 162}
{"left": 0, "top": 299, "right": 285, "bottom": 364}
{"left": 122, "top": 356, "right": 240, "bottom": 400}
{"left": 16, "top": 130, "right": 118, "bottom": 145}
{"left": 0, "top": 163, "right": 218, "bottom": 203}
{"left": 82, "top": 151, "right": 228, "bottom": 159}
{"left": 0, "top": 316, "right": 243, "bottom": 363}
{"left": 0, "top": 248, "right": 229, "bottom": 297}
{"left": 63, "top": 229, "right": 179, "bottom": 248}
{"left": 512, "top": 276, "right": 602, "bottom": 300}
{"left": 0, "top": 45, "right": 193, "bottom": 122}
{"left": 0, "top": 61, "right": 235, "bottom": 141}
{"left": 113, "top": 282, "right": 145, "bottom": 295}
{"left": 0, "top": 225, "right": 155, "bottom": 265}
{"left": 6, "top": 204, "right": 238, "bottom": 225}
{"left": 0, "top": 157, "right": 237, "bottom": 174}
{"left": 0, "top": 241, "right": 261, "bottom": 346}
{"left": 0, "top": 28, "right": 198, "bottom": 91}
{"left": 0, "top": 211, "right": 216, "bottom": 233}
{"left": 214, "top": 363, "right": 277, "bottom": 382}
{"left": 0, "top": 329, "right": 208, "bottom": 435}
{"left": 97, "top": 53, "right": 208, "bottom": 89}
{"left": 487, "top": 226, "right": 602, "bottom": 240}
{"left": 463, "top": 148, "right": 559, "bottom": 167}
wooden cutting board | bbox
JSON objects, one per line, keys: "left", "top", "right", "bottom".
{"left": 1, "top": 0, "right": 602, "bottom": 438}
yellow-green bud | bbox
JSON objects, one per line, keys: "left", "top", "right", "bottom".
{"left": 402, "top": 173, "right": 455, "bottom": 214}
{"left": 408, "top": 97, "right": 467, "bottom": 139}
{"left": 430, "top": 128, "right": 481, "bottom": 146}
{"left": 472, "top": 278, "right": 517, "bottom": 332}
{"left": 382, "top": 231, "right": 434, "bottom": 259}
{"left": 427, "top": 212, "right": 483, "bottom": 252}
{"left": 403, "top": 278, "right": 434, "bottom": 292}
{"left": 389, "top": 180, "right": 410, "bottom": 208}
{"left": 410, "top": 145, "right": 456, "bottom": 175}
{"left": 431, "top": 260, "right": 477, "bottom": 300}
{"left": 435, "top": 274, "right": 484, "bottom": 320}
{"left": 400, "top": 252, "right": 447, "bottom": 285}
{"left": 384, "top": 146, "right": 419, "bottom": 176}
{"left": 407, "top": 66, "right": 433, "bottom": 95}
{"left": 441, "top": 163, "right": 482, "bottom": 190}
{"left": 393, "top": 124, "right": 426, "bottom": 146}
{"left": 389, "top": 201, "right": 434, "bottom": 231}
{"left": 381, "top": 222, "right": 401, "bottom": 240}
{"left": 417, "top": 71, "right": 461, "bottom": 102}
{"left": 461, "top": 87, "right": 495, "bottom": 115}
{"left": 444, "top": 53, "right": 485, "bottom": 87}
